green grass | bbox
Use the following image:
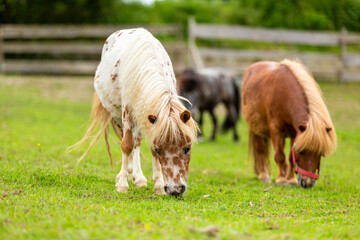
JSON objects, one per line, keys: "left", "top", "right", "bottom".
{"left": 0, "top": 75, "right": 360, "bottom": 239}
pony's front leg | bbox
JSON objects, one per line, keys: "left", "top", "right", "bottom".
{"left": 270, "top": 128, "right": 288, "bottom": 185}
{"left": 115, "top": 107, "right": 133, "bottom": 193}
{"left": 131, "top": 129, "right": 147, "bottom": 187}
{"left": 286, "top": 138, "right": 298, "bottom": 185}
{"left": 115, "top": 128, "right": 132, "bottom": 193}
{"left": 152, "top": 156, "right": 165, "bottom": 195}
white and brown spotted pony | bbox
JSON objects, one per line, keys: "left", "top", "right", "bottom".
{"left": 70, "top": 28, "right": 198, "bottom": 197}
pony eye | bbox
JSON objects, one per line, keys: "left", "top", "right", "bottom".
{"left": 155, "top": 148, "right": 161, "bottom": 155}
{"left": 184, "top": 145, "right": 191, "bottom": 154}
{"left": 299, "top": 151, "right": 304, "bottom": 156}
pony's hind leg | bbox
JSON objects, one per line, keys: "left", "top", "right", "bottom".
{"left": 131, "top": 128, "right": 147, "bottom": 187}
{"left": 229, "top": 104, "right": 239, "bottom": 142}
{"left": 223, "top": 101, "right": 239, "bottom": 142}
{"left": 209, "top": 109, "right": 217, "bottom": 141}
{"left": 197, "top": 110, "right": 204, "bottom": 142}
{"left": 250, "top": 131, "right": 271, "bottom": 183}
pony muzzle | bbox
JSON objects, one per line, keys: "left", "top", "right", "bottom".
{"left": 297, "top": 173, "right": 316, "bottom": 188}
{"left": 164, "top": 184, "right": 186, "bottom": 197}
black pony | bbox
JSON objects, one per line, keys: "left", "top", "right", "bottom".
{"left": 178, "top": 68, "right": 240, "bottom": 141}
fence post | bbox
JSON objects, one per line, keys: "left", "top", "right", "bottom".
{"left": 340, "top": 27, "right": 347, "bottom": 83}
{"left": 188, "top": 16, "right": 204, "bottom": 69}
{"left": 0, "top": 26, "right": 4, "bottom": 72}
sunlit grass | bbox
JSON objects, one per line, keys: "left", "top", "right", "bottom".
{"left": 0, "top": 75, "right": 359, "bottom": 239}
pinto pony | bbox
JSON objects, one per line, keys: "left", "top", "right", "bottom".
{"left": 241, "top": 59, "right": 336, "bottom": 188}
{"left": 70, "top": 29, "right": 198, "bottom": 197}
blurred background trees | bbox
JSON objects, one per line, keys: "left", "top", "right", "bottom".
{"left": 1, "top": 0, "right": 360, "bottom": 31}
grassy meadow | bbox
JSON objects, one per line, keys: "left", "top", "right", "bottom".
{"left": 0, "top": 75, "right": 359, "bottom": 239}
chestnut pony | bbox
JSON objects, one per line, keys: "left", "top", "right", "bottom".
{"left": 70, "top": 28, "right": 198, "bottom": 197}
{"left": 242, "top": 59, "right": 336, "bottom": 188}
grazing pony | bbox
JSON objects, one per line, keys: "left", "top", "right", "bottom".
{"left": 70, "top": 28, "right": 198, "bottom": 197}
{"left": 241, "top": 59, "right": 336, "bottom": 188}
{"left": 178, "top": 68, "right": 240, "bottom": 141}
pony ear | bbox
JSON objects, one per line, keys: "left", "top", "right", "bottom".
{"left": 326, "top": 127, "right": 332, "bottom": 133}
{"left": 180, "top": 110, "right": 191, "bottom": 123}
{"left": 148, "top": 115, "right": 157, "bottom": 124}
{"left": 298, "top": 124, "right": 307, "bottom": 132}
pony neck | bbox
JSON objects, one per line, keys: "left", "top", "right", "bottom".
{"left": 289, "top": 102, "right": 308, "bottom": 134}
{"left": 285, "top": 76, "right": 310, "bottom": 136}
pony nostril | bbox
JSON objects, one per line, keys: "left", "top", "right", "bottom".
{"left": 178, "top": 185, "right": 186, "bottom": 195}
{"left": 164, "top": 186, "right": 169, "bottom": 193}
{"left": 300, "top": 179, "right": 306, "bottom": 188}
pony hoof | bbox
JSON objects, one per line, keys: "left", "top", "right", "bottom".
{"left": 135, "top": 180, "right": 147, "bottom": 188}
{"left": 154, "top": 187, "right": 166, "bottom": 195}
{"left": 259, "top": 177, "right": 271, "bottom": 183}
{"left": 258, "top": 173, "right": 271, "bottom": 183}
{"left": 115, "top": 182, "right": 128, "bottom": 193}
{"left": 115, "top": 175, "right": 121, "bottom": 183}
{"left": 276, "top": 177, "right": 288, "bottom": 186}
{"left": 286, "top": 178, "right": 298, "bottom": 186}
{"left": 116, "top": 186, "right": 128, "bottom": 193}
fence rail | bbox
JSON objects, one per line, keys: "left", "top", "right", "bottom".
{"left": 188, "top": 17, "right": 360, "bottom": 82}
{"left": 1, "top": 22, "right": 360, "bottom": 82}
{"left": 0, "top": 24, "right": 186, "bottom": 75}
{"left": 1, "top": 24, "right": 181, "bottom": 39}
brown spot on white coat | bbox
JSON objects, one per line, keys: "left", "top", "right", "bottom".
{"left": 121, "top": 130, "right": 134, "bottom": 156}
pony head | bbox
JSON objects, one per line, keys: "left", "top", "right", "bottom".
{"left": 293, "top": 120, "right": 336, "bottom": 188}
{"left": 147, "top": 100, "right": 198, "bottom": 197}
{"left": 177, "top": 68, "right": 201, "bottom": 118}
{"left": 293, "top": 149, "right": 321, "bottom": 188}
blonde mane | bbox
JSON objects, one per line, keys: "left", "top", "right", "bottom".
{"left": 280, "top": 59, "right": 337, "bottom": 156}
{"left": 107, "top": 29, "right": 199, "bottom": 145}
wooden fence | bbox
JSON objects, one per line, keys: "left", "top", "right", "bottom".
{"left": 0, "top": 24, "right": 187, "bottom": 75}
{"left": 1, "top": 22, "right": 360, "bottom": 82}
{"left": 188, "top": 17, "right": 360, "bottom": 82}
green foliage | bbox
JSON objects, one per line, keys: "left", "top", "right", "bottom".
{"left": 0, "top": 0, "right": 116, "bottom": 23}
{"left": 1, "top": 0, "right": 360, "bottom": 32}
{"left": 0, "top": 75, "right": 360, "bottom": 239}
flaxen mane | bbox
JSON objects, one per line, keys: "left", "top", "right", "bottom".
{"left": 280, "top": 59, "right": 337, "bottom": 156}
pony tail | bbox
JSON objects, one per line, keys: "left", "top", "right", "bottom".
{"left": 68, "top": 92, "right": 112, "bottom": 165}
{"left": 248, "top": 131, "right": 271, "bottom": 177}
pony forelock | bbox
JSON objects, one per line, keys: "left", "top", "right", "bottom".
{"left": 280, "top": 59, "right": 337, "bottom": 156}
{"left": 145, "top": 95, "right": 198, "bottom": 145}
